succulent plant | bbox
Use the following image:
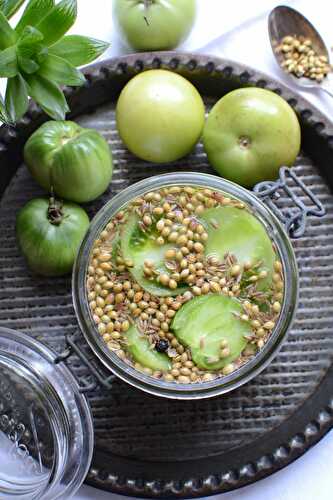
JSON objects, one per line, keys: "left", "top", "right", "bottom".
{"left": 0, "top": 0, "right": 109, "bottom": 123}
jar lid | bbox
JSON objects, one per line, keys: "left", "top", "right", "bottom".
{"left": 0, "top": 327, "right": 94, "bottom": 500}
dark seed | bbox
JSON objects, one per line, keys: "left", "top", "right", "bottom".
{"left": 155, "top": 339, "right": 169, "bottom": 353}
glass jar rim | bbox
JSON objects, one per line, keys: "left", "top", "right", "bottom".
{"left": 72, "top": 172, "right": 299, "bottom": 399}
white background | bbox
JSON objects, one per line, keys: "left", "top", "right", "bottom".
{"left": 10, "top": 0, "right": 333, "bottom": 499}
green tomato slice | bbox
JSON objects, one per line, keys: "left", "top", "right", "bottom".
{"left": 110, "top": 230, "right": 120, "bottom": 260}
{"left": 200, "top": 206, "right": 275, "bottom": 288}
{"left": 171, "top": 294, "right": 250, "bottom": 370}
{"left": 125, "top": 324, "right": 171, "bottom": 371}
{"left": 120, "top": 213, "right": 188, "bottom": 296}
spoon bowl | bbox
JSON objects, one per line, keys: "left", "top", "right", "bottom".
{"left": 268, "top": 5, "right": 333, "bottom": 96}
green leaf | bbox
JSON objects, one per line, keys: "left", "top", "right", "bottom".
{"left": 0, "top": 10, "right": 17, "bottom": 48}
{"left": 0, "top": 92, "right": 9, "bottom": 122}
{"left": 35, "top": 45, "right": 47, "bottom": 64}
{"left": 19, "top": 40, "right": 47, "bottom": 60}
{"left": 36, "top": 0, "right": 77, "bottom": 47}
{"left": 0, "top": 0, "right": 26, "bottom": 19}
{"left": 5, "top": 74, "right": 29, "bottom": 121}
{"left": 17, "top": 28, "right": 46, "bottom": 74}
{"left": 15, "top": 0, "right": 54, "bottom": 35}
{"left": 0, "top": 45, "right": 18, "bottom": 77}
{"left": 38, "top": 53, "right": 85, "bottom": 86}
{"left": 17, "top": 50, "right": 39, "bottom": 73}
{"left": 49, "top": 35, "right": 109, "bottom": 66}
{"left": 18, "top": 25, "right": 44, "bottom": 45}
{"left": 26, "top": 73, "right": 69, "bottom": 120}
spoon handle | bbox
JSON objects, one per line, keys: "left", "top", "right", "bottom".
{"left": 320, "top": 75, "right": 333, "bottom": 98}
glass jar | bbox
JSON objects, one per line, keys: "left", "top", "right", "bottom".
{"left": 73, "top": 172, "right": 299, "bottom": 399}
{"left": 0, "top": 327, "right": 94, "bottom": 499}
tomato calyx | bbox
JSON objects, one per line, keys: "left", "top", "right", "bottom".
{"left": 238, "top": 136, "right": 252, "bottom": 149}
{"left": 47, "top": 189, "right": 64, "bottom": 226}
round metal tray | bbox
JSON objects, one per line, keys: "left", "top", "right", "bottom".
{"left": 1, "top": 52, "right": 333, "bottom": 498}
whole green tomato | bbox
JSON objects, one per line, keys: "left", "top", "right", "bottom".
{"left": 116, "top": 69, "right": 205, "bottom": 163}
{"left": 113, "top": 0, "right": 196, "bottom": 51}
{"left": 16, "top": 196, "right": 90, "bottom": 277}
{"left": 24, "top": 121, "right": 113, "bottom": 203}
{"left": 203, "top": 88, "right": 301, "bottom": 187}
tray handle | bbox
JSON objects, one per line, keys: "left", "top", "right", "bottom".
{"left": 253, "top": 166, "right": 326, "bottom": 238}
{"left": 54, "top": 331, "right": 115, "bottom": 393}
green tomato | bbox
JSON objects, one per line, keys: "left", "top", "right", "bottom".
{"left": 16, "top": 197, "right": 90, "bottom": 277}
{"left": 116, "top": 69, "right": 205, "bottom": 163}
{"left": 113, "top": 0, "right": 196, "bottom": 51}
{"left": 24, "top": 121, "right": 113, "bottom": 203}
{"left": 203, "top": 88, "right": 301, "bottom": 187}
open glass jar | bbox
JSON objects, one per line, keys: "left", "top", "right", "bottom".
{"left": 0, "top": 327, "right": 93, "bottom": 499}
{"left": 72, "top": 172, "right": 300, "bottom": 399}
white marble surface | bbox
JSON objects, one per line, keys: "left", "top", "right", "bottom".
{"left": 8, "top": 0, "right": 332, "bottom": 498}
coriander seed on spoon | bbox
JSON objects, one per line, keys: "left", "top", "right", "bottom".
{"left": 268, "top": 5, "right": 333, "bottom": 97}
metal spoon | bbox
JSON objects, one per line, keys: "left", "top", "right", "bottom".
{"left": 268, "top": 5, "right": 333, "bottom": 97}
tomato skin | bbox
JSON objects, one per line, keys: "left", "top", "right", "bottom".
{"left": 16, "top": 198, "right": 90, "bottom": 277}
{"left": 116, "top": 69, "right": 205, "bottom": 163}
{"left": 24, "top": 121, "right": 113, "bottom": 203}
{"left": 113, "top": 0, "right": 196, "bottom": 51}
{"left": 203, "top": 88, "right": 301, "bottom": 187}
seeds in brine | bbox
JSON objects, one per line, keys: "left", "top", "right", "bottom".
{"left": 86, "top": 185, "right": 284, "bottom": 384}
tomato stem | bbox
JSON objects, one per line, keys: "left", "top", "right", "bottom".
{"left": 48, "top": 188, "right": 64, "bottom": 226}
{"left": 143, "top": 0, "right": 152, "bottom": 26}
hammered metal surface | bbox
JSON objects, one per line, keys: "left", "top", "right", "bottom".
{"left": 1, "top": 98, "right": 332, "bottom": 464}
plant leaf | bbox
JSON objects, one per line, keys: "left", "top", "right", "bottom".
{"left": 0, "top": 45, "right": 18, "bottom": 77}
{"left": 0, "top": 92, "right": 9, "bottom": 122}
{"left": 35, "top": 45, "right": 47, "bottom": 64}
{"left": 0, "top": 10, "right": 17, "bottom": 49}
{"left": 38, "top": 53, "right": 85, "bottom": 86}
{"left": 49, "top": 34, "right": 109, "bottom": 66}
{"left": 5, "top": 73, "right": 29, "bottom": 121}
{"left": 19, "top": 40, "right": 47, "bottom": 60}
{"left": 17, "top": 28, "right": 46, "bottom": 74}
{"left": 36, "top": 0, "right": 77, "bottom": 47}
{"left": 17, "top": 50, "right": 40, "bottom": 73}
{"left": 0, "top": 0, "right": 26, "bottom": 19}
{"left": 15, "top": 0, "right": 54, "bottom": 35}
{"left": 26, "top": 73, "right": 69, "bottom": 120}
{"left": 18, "top": 25, "right": 44, "bottom": 45}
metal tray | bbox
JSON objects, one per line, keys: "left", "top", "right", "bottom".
{"left": 1, "top": 52, "right": 333, "bottom": 498}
